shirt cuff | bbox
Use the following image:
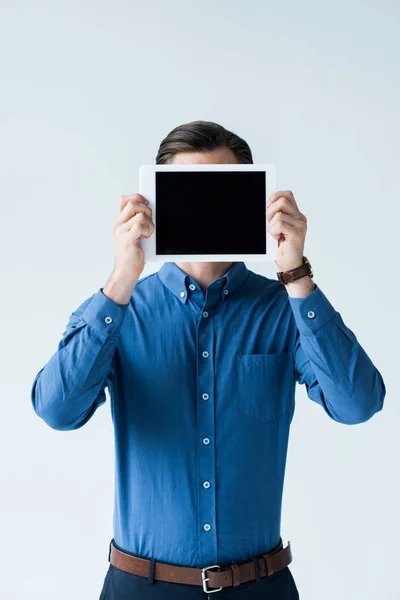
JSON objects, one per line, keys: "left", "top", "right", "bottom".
{"left": 79, "top": 288, "right": 129, "bottom": 337}
{"left": 288, "top": 283, "right": 336, "bottom": 336}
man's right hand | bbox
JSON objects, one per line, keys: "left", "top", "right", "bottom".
{"left": 103, "top": 193, "right": 155, "bottom": 305}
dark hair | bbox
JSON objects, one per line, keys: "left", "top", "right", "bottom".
{"left": 155, "top": 120, "right": 253, "bottom": 164}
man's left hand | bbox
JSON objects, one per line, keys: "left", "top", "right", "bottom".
{"left": 266, "top": 190, "right": 307, "bottom": 272}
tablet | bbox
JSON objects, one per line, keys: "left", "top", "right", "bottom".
{"left": 138, "top": 163, "right": 278, "bottom": 262}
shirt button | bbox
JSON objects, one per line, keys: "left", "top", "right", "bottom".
{"left": 104, "top": 316, "right": 113, "bottom": 324}
{"left": 202, "top": 351, "right": 209, "bottom": 358}
{"left": 202, "top": 393, "right": 209, "bottom": 400}
{"left": 203, "top": 524, "right": 211, "bottom": 531}
{"left": 203, "top": 437, "right": 210, "bottom": 445}
{"left": 223, "top": 289, "right": 229, "bottom": 295}
{"left": 307, "top": 310, "right": 315, "bottom": 319}
{"left": 202, "top": 311, "right": 209, "bottom": 318}
{"left": 189, "top": 284, "right": 196, "bottom": 291}
{"left": 203, "top": 481, "right": 211, "bottom": 489}
{"left": 180, "top": 291, "right": 185, "bottom": 298}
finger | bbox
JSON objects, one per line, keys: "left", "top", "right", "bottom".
{"left": 267, "top": 190, "right": 296, "bottom": 208}
{"left": 126, "top": 213, "right": 155, "bottom": 238}
{"left": 266, "top": 196, "right": 304, "bottom": 221}
{"left": 268, "top": 211, "right": 307, "bottom": 229}
{"left": 119, "top": 193, "right": 149, "bottom": 214}
{"left": 116, "top": 200, "right": 152, "bottom": 227}
{"left": 268, "top": 219, "right": 303, "bottom": 240}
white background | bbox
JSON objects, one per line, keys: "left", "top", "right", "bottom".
{"left": 1, "top": 1, "right": 398, "bottom": 598}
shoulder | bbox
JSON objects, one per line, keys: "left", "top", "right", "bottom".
{"left": 247, "top": 269, "right": 286, "bottom": 298}
{"left": 136, "top": 271, "right": 159, "bottom": 287}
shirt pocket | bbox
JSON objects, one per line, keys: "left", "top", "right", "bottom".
{"left": 235, "top": 352, "right": 295, "bottom": 422}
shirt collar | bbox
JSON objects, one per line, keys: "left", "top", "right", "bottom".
{"left": 157, "top": 261, "right": 249, "bottom": 304}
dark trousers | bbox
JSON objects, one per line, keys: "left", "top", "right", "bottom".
{"left": 99, "top": 539, "right": 300, "bottom": 599}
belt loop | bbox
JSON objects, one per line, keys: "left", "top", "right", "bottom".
{"left": 230, "top": 563, "right": 241, "bottom": 587}
{"left": 260, "top": 554, "right": 269, "bottom": 577}
{"left": 108, "top": 539, "right": 113, "bottom": 562}
{"left": 147, "top": 557, "right": 156, "bottom": 585}
{"left": 253, "top": 557, "right": 261, "bottom": 582}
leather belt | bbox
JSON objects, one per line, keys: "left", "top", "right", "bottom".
{"left": 109, "top": 538, "right": 292, "bottom": 593}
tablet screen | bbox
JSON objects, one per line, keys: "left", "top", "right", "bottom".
{"left": 155, "top": 171, "right": 267, "bottom": 255}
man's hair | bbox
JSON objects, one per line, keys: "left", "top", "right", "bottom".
{"left": 155, "top": 120, "right": 253, "bottom": 165}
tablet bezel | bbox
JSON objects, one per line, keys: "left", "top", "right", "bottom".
{"left": 138, "top": 163, "right": 278, "bottom": 262}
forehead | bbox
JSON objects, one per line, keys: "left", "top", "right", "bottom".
{"left": 169, "top": 148, "right": 238, "bottom": 164}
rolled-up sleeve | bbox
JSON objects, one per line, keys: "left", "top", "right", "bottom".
{"left": 288, "top": 284, "right": 386, "bottom": 424}
{"left": 31, "top": 288, "right": 129, "bottom": 431}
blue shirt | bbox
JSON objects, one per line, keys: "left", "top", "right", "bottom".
{"left": 31, "top": 261, "right": 385, "bottom": 567}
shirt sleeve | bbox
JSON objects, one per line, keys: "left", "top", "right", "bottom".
{"left": 31, "top": 288, "right": 129, "bottom": 431}
{"left": 288, "top": 283, "right": 386, "bottom": 424}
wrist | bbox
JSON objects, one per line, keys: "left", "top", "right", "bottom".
{"left": 103, "top": 270, "right": 139, "bottom": 305}
{"left": 284, "top": 275, "right": 316, "bottom": 298}
{"left": 276, "top": 255, "right": 313, "bottom": 286}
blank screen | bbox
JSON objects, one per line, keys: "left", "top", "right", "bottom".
{"left": 155, "top": 171, "right": 266, "bottom": 255}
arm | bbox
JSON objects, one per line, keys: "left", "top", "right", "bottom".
{"left": 31, "top": 288, "right": 129, "bottom": 431}
{"left": 288, "top": 281, "right": 386, "bottom": 424}
{"left": 31, "top": 191, "right": 154, "bottom": 430}
{"left": 265, "top": 188, "right": 385, "bottom": 423}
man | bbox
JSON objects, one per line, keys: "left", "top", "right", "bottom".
{"left": 31, "top": 120, "right": 386, "bottom": 599}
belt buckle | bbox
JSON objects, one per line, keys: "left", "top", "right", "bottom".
{"left": 201, "top": 564, "right": 222, "bottom": 594}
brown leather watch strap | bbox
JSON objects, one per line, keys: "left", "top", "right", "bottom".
{"left": 277, "top": 255, "right": 313, "bottom": 285}
{"left": 109, "top": 539, "right": 292, "bottom": 590}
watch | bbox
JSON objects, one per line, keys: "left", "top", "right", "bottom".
{"left": 276, "top": 256, "right": 313, "bottom": 285}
